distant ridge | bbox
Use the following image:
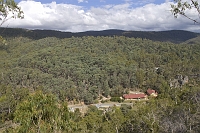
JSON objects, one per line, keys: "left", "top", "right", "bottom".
{"left": 183, "top": 36, "right": 200, "bottom": 44}
{"left": 0, "top": 27, "right": 199, "bottom": 43}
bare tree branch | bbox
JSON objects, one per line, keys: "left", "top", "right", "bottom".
{"left": 171, "top": 0, "right": 200, "bottom": 24}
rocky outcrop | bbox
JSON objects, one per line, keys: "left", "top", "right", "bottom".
{"left": 169, "top": 75, "right": 188, "bottom": 88}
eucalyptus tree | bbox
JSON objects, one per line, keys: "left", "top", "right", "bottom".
{"left": 0, "top": 0, "right": 23, "bottom": 45}
{"left": 0, "top": 0, "right": 23, "bottom": 25}
{"left": 14, "top": 91, "right": 71, "bottom": 133}
{"left": 171, "top": 0, "right": 200, "bottom": 24}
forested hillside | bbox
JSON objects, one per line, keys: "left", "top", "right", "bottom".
{"left": 0, "top": 34, "right": 200, "bottom": 132}
{"left": 0, "top": 28, "right": 199, "bottom": 43}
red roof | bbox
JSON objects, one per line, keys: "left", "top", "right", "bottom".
{"left": 123, "top": 94, "right": 147, "bottom": 99}
{"left": 147, "top": 89, "right": 157, "bottom": 95}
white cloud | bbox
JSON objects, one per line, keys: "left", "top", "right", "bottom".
{"left": 2, "top": 0, "right": 200, "bottom": 32}
{"left": 78, "top": 0, "right": 88, "bottom": 3}
{"left": 78, "top": 0, "right": 84, "bottom": 3}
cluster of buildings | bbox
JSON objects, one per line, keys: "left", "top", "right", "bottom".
{"left": 122, "top": 88, "right": 158, "bottom": 100}
{"left": 68, "top": 88, "right": 158, "bottom": 113}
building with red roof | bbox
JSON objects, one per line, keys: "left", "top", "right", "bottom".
{"left": 123, "top": 93, "right": 147, "bottom": 100}
{"left": 147, "top": 89, "right": 158, "bottom": 97}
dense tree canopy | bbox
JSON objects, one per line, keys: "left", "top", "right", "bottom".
{"left": 0, "top": 36, "right": 200, "bottom": 103}
{"left": 0, "top": 33, "right": 200, "bottom": 132}
{"left": 0, "top": 1, "right": 200, "bottom": 132}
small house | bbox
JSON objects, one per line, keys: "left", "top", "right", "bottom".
{"left": 147, "top": 89, "right": 158, "bottom": 97}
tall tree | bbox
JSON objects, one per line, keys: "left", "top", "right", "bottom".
{"left": 14, "top": 91, "right": 70, "bottom": 133}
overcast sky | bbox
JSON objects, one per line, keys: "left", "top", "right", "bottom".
{"left": 3, "top": 0, "right": 200, "bottom": 32}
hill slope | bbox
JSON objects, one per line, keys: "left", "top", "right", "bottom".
{"left": 0, "top": 28, "right": 199, "bottom": 43}
{"left": 183, "top": 35, "right": 200, "bottom": 44}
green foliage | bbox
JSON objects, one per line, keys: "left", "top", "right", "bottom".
{"left": 0, "top": 0, "right": 23, "bottom": 46}
{"left": 0, "top": 0, "right": 23, "bottom": 24}
{"left": 0, "top": 85, "right": 29, "bottom": 124}
{"left": 110, "top": 97, "right": 124, "bottom": 103}
{"left": 1, "top": 36, "right": 200, "bottom": 103}
{"left": 0, "top": 34, "right": 200, "bottom": 132}
{"left": 171, "top": 0, "right": 200, "bottom": 23}
{"left": 13, "top": 91, "right": 72, "bottom": 133}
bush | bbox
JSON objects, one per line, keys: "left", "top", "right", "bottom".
{"left": 110, "top": 97, "right": 124, "bottom": 103}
